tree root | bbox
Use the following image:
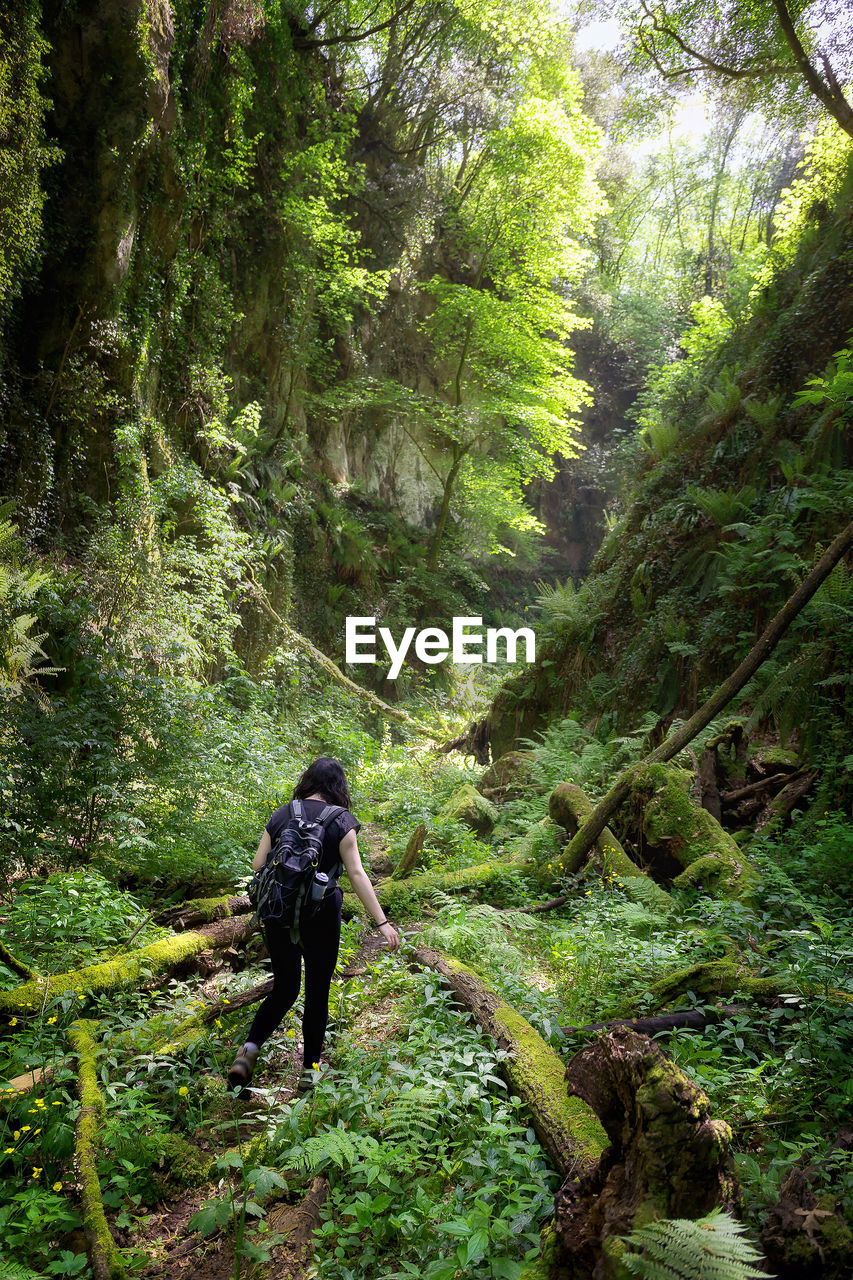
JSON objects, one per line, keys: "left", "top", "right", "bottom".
{"left": 262, "top": 1174, "right": 329, "bottom": 1279}
{"left": 0, "top": 915, "right": 258, "bottom": 1021}
{"left": 413, "top": 946, "right": 606, "bottom": 1177}
{"left": 69, "top": 1020, "right": 127, "bottom": 1280}
{"left": 627, "top": 763, "right": 760, "bottom": 899}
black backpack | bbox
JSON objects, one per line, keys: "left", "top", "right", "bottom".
{"left": 249, "top": 800, "right": 345, "bottom": 940}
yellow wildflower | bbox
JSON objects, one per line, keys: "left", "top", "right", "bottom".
{"left": 20, "top": 1125, "right": 30, "bottom": 1132}
{"left": 32, "top": 1166, "right": 42, "bottom": 1177}
{"left": 178, "top": 1086, "right": 188, "bottom": 1096}
{"left": 47, "top": 1016, "right": 57, "bottom": 1025}
{"left": 53, "top": 1181, "right": 62, "bottom": 1191}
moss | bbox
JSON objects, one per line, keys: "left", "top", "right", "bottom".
{"left": 752, "top": 746, "right": 800, "bottom": 768}
{"left": 478, "top": 750, "right": 539, "bottom": 797}
{"left": 150, "top": 1132, "right": 214, "bottom": 1194}
{"left": 0, "top": 929, "right": 215, "bottom": 1016}
{"left": 438, "top": 784, "right": 499, "bottom": 837}
{"left": 631, "top": 764, "right": 760, "bottom": 901}
{"left": 550, "top": 781, "right": 673, "bottom": 913}
{"left": 69, "top": 1020, "right": 127, "bottom": 1280}
{"left": 496, "top": 999, "right": 607, "bottom": 1168}
{"left": 170, "top": 894, "right": 238, "bottom": 922}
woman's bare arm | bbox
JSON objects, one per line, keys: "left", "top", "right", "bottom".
{"left": 339, "top": 829, "right": 400, "bottom": 950}
{"left": 252, "top": 829, "right": 271, "bottom": 871}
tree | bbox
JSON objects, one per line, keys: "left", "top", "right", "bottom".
{"left": 622, "top": 0, "right": 853, "bottom": 137}
{"left": 415, "top": 93, "right": 604, "bottom": 569}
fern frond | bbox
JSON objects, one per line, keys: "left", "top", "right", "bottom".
{"left": 0, "top": 1257, "right": 48, "bottom": 1280}
{"left": 622, "top": 1210, "right": 767, "bottom": 1280}
{"left": 382, "top": 1085, "right": 445, "bottom": 1159}
{"left": 290, "top": 1124, "right": 375, "bottom": 1174}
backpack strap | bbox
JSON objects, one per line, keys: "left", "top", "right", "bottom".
{"left": 317, "top": 804, "right": 345, "bottom": 828}
{"left": 291, "top": 799, "right": 304, "bottom": 820}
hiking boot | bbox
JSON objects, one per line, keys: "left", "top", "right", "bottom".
{"left": 227, "top": 1043, "right": 259, "bottom": 1092}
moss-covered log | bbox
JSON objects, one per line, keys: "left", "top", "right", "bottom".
{"left": 549, "top": 782, "right": 673, "bottom": 913}
{"left": 631, "top": 957, "right": 853, "bottom": 1013}
{"left": 553, "top": 1028, "right": 737, "bottom": 1279}
{"left": 392, "top": 823, "right": 427, "bottom": 880}
{"left": 413, "top": 946, "right": 606, "bottom": 1177}
{"left": 557, "top": 518, "right": 853, "bottom": 873}
{"left": 0, "top": 915, "right": 257, "bottom": 1020}
{"left": 628, "top": 763, "right": 760, "bottom": 899}
{"left": 69, "top": 1020, "right": 126, "bottom": 1280}
{"left": 250, "top": 578, "right": 440, "bottom": 739}
{"left": 157, "top": 893, "right": 253, "bottom": 928}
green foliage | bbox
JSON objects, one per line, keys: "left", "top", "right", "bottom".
{"left": 622, "top": 1209, "right": 766, "bottom": 1280}
{"left": 0, "top": 511, "right": 58, "bottom": 701}
{"left": 0, "top": 0, "right": 59, "bottom": 312}
{"left": 272, "top": 958, "right": 555, "bottom": 1280}
{"left": 1, "top": 871, "right": 166, "bottom": 975}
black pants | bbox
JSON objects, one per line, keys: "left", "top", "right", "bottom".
{"left": 246, "top": 888, "right": 342, "bottom": 1068}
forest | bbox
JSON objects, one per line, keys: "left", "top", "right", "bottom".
{"left": 1, "top": 0, "right": 852, "bottom": 1276}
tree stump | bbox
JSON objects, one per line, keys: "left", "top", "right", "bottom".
{"left": 551, "top": 1028, "right": 737, "bottom": 1279}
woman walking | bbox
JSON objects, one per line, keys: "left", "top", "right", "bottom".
{"left": 227, "top": 756, "right": 399, "bottom": 1091}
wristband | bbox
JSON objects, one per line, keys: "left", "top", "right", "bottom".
{"left": 374, "top": 918, "right": 389, "bottom": 929}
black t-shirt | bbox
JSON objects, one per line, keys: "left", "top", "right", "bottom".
{"left": 265, "top": 799, "right": 360, "bottom": 876}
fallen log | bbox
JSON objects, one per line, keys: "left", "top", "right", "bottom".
{"left": 391, "top": 823, "right": 427, "bottom": 880}
{"left": 413, "top": 946, "right": 606, "bottom": 1177}
{"left": 158, "top": 893, "right": 253, "bottom": 929}
{"left": 249, "top": 575, "right": 439, "bottom": 739}
{"left": 262, "top": 1175, "right": 329, "bottom": 1279}
{"left": 501, "top": 895, "right": 569, "bottom": 915}
{"left": 720, "top": 770, "right": 801, "bottom": 806}
{"left": 756, "top": 769, "right": 816, "bottom": 832}
{"left": 631, "top": 957, "right": 853, "bottom": 1013}
{"left": 561, "top": 1005, "right": 749, "bottom": 1040}
{"left": 0, "top": 915, "right": 258, "bottom": 1020}
{"left": 69, "top": 1020, "right": 126, "bottom": 1280}
{"left": 552, "top": 1028, "right": 737, "bottom": 1279}
{"left": 559, "top": 518, "right": 853, "bottom": 874}
{"left": 341, "top": 856, "right": 532, "bottom": 921}
{"left": 0, "top": 940, "right": 40, "bottom": 981}
{"left": 438, "top": 717, "right": 490, "bottom": 764}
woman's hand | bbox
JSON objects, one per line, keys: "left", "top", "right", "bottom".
{"left": 378, "top": 921, "right": 400, "bottom": 951}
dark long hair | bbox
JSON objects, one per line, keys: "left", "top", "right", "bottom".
{"left": 293, "top": 756, "right": 351, "bottom": 809}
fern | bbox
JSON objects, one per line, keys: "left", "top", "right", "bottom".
{"left": 289, "top": 1124, "right": 377, "bottom": 1174}
{"left": 622, "top": 1210, "right": 768, "bottom": 1280}
{"left": 382, "top": 1086, "right": 445, "bottom": 1159}
{"left": 0, "top": 1259, "right": 47, "bottom": 1280}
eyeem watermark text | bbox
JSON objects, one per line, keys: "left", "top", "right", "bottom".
{"left": 346, "top": 616, "right": 536, "bottom": 680}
